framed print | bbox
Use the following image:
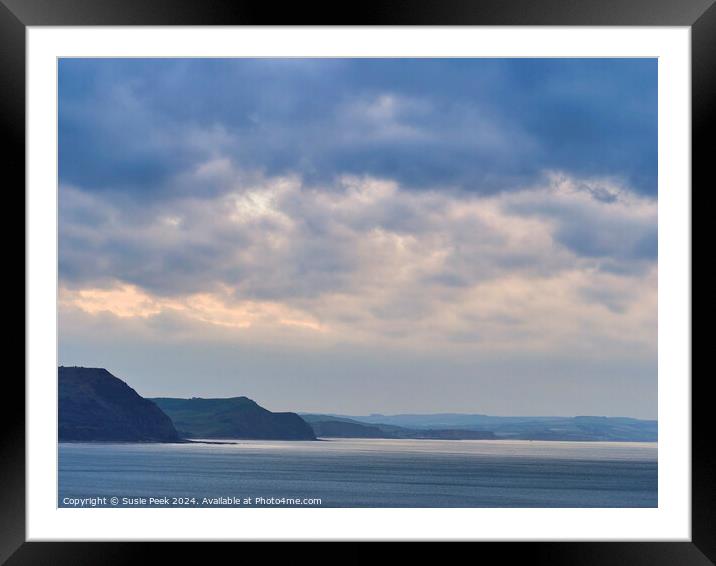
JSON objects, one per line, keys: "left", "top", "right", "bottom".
{"left": 5, "top": 0, "right": 708, "bottom": 561}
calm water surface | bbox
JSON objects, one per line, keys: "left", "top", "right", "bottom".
{"left": 59, "top": 439, "right": 657, "bottom": 508}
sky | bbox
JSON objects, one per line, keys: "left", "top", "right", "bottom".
{"left": 58, "top": 58, "right": 658, "bottom": 418}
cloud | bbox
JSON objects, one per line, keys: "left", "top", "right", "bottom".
{"left": 59, "top": 166, "right": 657, "bottom": 357}
{"left": 60, "top": 283, "right": 326, "bottom": 332}
{"left": 505, "top": 172, "right": 657, "bottom": 265}
{"left": 59, "top": 58, "right": 657, "bottom": 198}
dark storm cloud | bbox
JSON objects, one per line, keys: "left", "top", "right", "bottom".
{"left": 59, "top": 58, "right": 657, "bottom": 198}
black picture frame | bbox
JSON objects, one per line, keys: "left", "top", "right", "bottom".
{"left": 4, "top": 0, "right": 707, "bottom": 561}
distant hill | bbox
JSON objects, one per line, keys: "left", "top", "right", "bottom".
{"left": 151, "top": 397, "right": 316, "bottom": 440}
{"left": 403, "top": 429, "right": 496, "bottom": 440}
{"left": 302, "top": 413, "right": 657, "bottom": 442}
{"left": 308, "top": 419, "right": 393, "bottom": 438}
{"left": 302, "top": 415, "right": 495, "bottom": 440}
{"left": 59, "top": 367, "right": 180, "bottom": 442}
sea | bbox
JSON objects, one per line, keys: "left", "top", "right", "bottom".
{"left": 58, "top": 438, "right": 657, "bottom": 508}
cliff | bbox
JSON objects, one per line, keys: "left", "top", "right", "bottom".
{"left": 151, "top": 396, "right": 316, "bottom": 440}
{"left": 59, "top": 366, "right": 180, "bottom": 442}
